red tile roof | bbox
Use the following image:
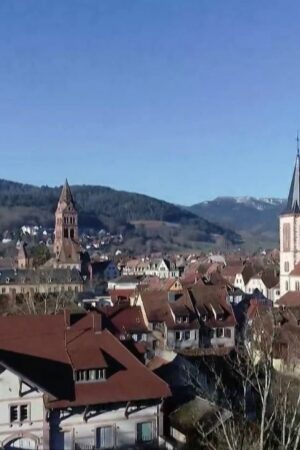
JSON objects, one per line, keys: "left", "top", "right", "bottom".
{"left": 277, "top": 291, "right": 300, "bottom": 307}
{"left": 222, "top": 264, "right": 244, "bottom": 283}
{"left": 105, "top": 305, "right": 149, "bottom": 334}
{"left": 188, "top": 285, "right": 236, "bottom": 328}
{"left": 289, "top": 263, "right": 300, "bottom": 277}
{"left": 46, "top": 329, "right": 170, "bottom": 409}
{"left": 140, "top": 290, "right": 174, "bottom": 327}
{"left": 0, "top": 312, "right": 170, "bottom": 409}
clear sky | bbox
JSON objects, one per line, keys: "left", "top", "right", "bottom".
{"left": 0, "top": 0, "right": 300, "bottom": 205}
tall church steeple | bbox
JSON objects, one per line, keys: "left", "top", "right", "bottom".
{"left": 285, "top": 136, "right": 300, "bottom": 214}
{"left": 54, "top": 180, "right": 80, "bottom": 269}
{"left": 59, "top": 179, "right": 75, "bottom": 206}
{"left": 280, "top": 136, "right": 300, "bottom": 295}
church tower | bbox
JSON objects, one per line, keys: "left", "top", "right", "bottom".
{"left": 280, "top": 139, "right": 300, "bottom": 295}
{"left": 54, "top": 180, "right": 80, "bottom": 269}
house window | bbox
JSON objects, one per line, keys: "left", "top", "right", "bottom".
{"left": 9, "top": 404, "right": 29, "bottom": 424}
{"left": 20, "top": 404, "right": 28, "bottom": 422}
{"left": 175, "top": 331, "right": 181, "bottom": 341}
{"left": 133, "top": 333, "right": 142, "bottom": 342}
{"left": 2, "top": 288, "right": 6, "bottom": 294}
{"left": 64, "top": 228, "right": 68, "bottom": 238}
{"left": 225, "top": 328, "right": 231, "bottom": 338}
{"left": 96, "top": 426, "right": 114, "bottom": 449}
{"left": 184, "top": 331, "right": 191, "bottom": 340}
{"left": 296, "top": 282, "right": 300, "bottom": 291}
{"left": 216, "top": 328, "right": 224, "bottom": 338}
{"left": 75, "top": 368, "right": 106, "bottom": 383}
{"left": 284, "top": 262, "right": 290, "bottom": 273}
{"left": 136, "top": 422, "right": 153, "bottom": 443}
{"left": 10, "top": 406, "right": 18, "bottom": 423}
{"left": 286, "top": 281, "right": 289, "bottom": 291}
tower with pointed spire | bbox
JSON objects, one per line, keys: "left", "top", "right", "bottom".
{"left": 54, "top": 180, "right": 80, "bottom": 269}
{"left": 280, "top": 136, "right": 300, "bottom": 295}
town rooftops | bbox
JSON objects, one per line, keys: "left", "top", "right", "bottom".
{"left": 113, "top": 275, "right": 144, "bottom": 284}
{"left": 0, "top": 268, "right": 83, "bottom": 285}
{"left": 188, "top": 284, "right": 236, "bottom": 328}
{"left": 0, "top": 311, "right": 170, "bottom": 409}
{"left": 276, "top": 291, "right": 300, "bottom": 308}
{"left": 100, "top": 305, "right": 149, "bottom": 336}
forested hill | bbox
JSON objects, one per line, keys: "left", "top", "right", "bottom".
{"left": 0, "top": 179, "right": 242, "bottom": 250}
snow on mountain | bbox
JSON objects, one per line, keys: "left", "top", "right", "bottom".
{"left": 213, "top": 196, "right": 284, "bottom": 211}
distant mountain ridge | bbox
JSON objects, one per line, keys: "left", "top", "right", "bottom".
{"left": 189, "top": 196, "right": 286, "bottom": 248}
{"left": 0, "top": 179, "right": 242, "bottom": 253}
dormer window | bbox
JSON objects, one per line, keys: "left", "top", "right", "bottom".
{"left": 176, "top": 316, "right": 189, "bottom": 324}
{"left": 6, "top": 277, "right": 10, "bottom": 284}
{"left": 75, "top": 368, "right": 106, "bottom": 383}
{"left": 202, "top": 314, "right": 207, "bottom": 322}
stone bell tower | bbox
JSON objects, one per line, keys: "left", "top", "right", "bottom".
{"left": 54, "top": 180, "right": 80, "bottom": 269}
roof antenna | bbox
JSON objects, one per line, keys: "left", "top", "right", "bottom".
{"left": 297, "top": 131, "right": 300, "bottom": 157}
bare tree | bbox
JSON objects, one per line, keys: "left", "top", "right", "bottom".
{"left": 180, "top": 308, "right": 300, "bottom": 450}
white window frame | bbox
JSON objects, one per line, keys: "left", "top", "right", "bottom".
{"left": 9, "top": 403, "right": 30, "bottom": 425}
{"left": 136, "top": 421, "right": 154, "bottom": 444}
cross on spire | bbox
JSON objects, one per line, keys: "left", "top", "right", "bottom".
{"left": 297, "top": 131, "right": 300, "bottom": 156}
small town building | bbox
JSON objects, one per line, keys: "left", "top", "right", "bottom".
{"left": 0, "top": 311, "right": 170, "bottom": 449}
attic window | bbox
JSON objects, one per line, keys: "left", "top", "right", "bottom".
{"left": 75, "top": 368, "right": 106, "bottom": 383}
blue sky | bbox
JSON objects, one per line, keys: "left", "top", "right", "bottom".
{"left": 0, "top": 0, "right": 300, "bottom": 205}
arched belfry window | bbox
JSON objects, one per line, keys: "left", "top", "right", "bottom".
{"left": 283, "top": 223, "right": 291, "bottom": 251}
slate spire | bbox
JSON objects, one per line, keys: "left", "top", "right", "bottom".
{"left": 285, "top": 136, "right": 300, "bottom": 213}
{"left": 59, "top": 179, "right": 74, "bottom": 205}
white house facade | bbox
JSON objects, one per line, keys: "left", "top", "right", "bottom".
{"left": 0, "top": 368, "right": 48, "bottom": 449}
